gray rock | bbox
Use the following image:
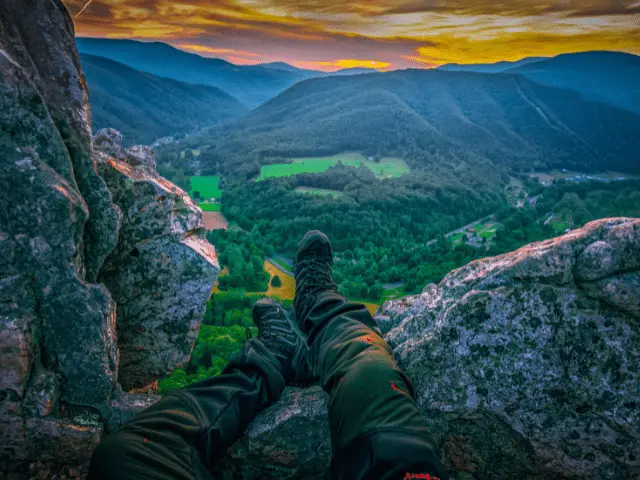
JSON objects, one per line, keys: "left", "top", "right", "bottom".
{"left": 97, "top": 153, "right": 219, "bottom": 390}
{"left": 0, "top": 1, "right": 219, "bottom": 474}
{"left": 94, "top": 128, "right": 125, "bottom": 160}
{"left": 126, "top": 145, "right": 157, "bottom": 169}
{"left": 215, "top": 387, "right": 332, "bottom": 480}
{"left": 378, "top": 218, "right": 640, "bottom": 479}
{"left": 105, "top": 389, "right": 161, "bottom": 434}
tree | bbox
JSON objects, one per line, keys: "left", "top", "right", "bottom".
{"left": 271, "top": 275, "right": 282, "bottom": 287}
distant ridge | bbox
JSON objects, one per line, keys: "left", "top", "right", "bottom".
{"left": 190, "top": 68, "right": 640, "bottom": 177}
{"left": 76, "top": 38, "right": 316, "bottom": 107}
{"left": 506, "top": 51, "right": 640, "bottom": 116}
{"left": 438, "top": 57, "right": 547, "bottom": 73}
{"left": 80, "top": 53, "right": 247, "bottom": 145}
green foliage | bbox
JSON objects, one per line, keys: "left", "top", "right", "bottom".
{"left": 206, "top": 228, "right": 272, "bottom": 292}
{"left": 295, "top": 187, "right": 347, "bottom": 199}
{"left": 158, "top": 325, "right": 257, "bottom": 394}
{"left": 202, "top": 290, "right": 267, "bottom": 326}
{"left": 271, "top": 275, "right": 282, "bottom": 287}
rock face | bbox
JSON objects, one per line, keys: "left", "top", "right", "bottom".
{"left": 95, "top": 136, "right": 218, "bottom": 390}
{"left": 230, "top": 218, "right": 639, "bottom": 480}
{"left": 0, "top": 0, "right": 219, "bottom": 475}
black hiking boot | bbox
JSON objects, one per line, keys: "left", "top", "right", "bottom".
{"left": 292, "top": 230, "right": 340, "bottom": 335}
{"left": 252, "top": 298, "right": 313, "bottom": 384}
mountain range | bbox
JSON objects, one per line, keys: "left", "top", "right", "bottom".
{"left": 180, "top": 68, "right": 640, "bottom": 178}
{"left": 438, "top": 57, "right": 547, "bottom": 73}
{"left": 440, "top": 51, "right": 640, "bottom": 116}
{"left": 81, "top": 53, "right": 247, "bottom": 145}
{"left": 77, "top": 38, "right": 379, "bottom": 108}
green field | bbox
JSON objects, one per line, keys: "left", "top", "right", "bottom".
{"left": 257, "top": 153, "right": 410, "bottom": 181}
{"left": 198, "top": 203, "right": 221, "bottom": 212}
{"left": 474, "top": 223, "right": 498, "bottom": 241}
{"left": 190, "top": 176, "right": 221, "bottom": 199}
{"left": 295, "top": 187, "right": 347, "bottom": 199}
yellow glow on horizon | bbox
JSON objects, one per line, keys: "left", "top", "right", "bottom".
{"left": 293, "top": 59, "right": 392, "bottom": 71}
{"left": 177, "top": 43, "right": 260, "bottom": 58}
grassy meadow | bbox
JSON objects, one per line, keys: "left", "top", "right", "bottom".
{"left": 257, "top": 153, "right": 409, "bottom": 181}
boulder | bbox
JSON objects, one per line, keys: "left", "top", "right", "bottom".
{"left": 224, "top": 218, "right": 639, "bottom": 480}
{"left": 0, "top": 0, "right": 219, "bottom": 474}
{"left": 96, "top": 151, "right": 219, "bottom": 390}
{"left": 125, "top": 145, "right": 157, "bottom": 169}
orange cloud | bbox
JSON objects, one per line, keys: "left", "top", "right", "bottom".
{"left": 62, "top": 0, "right": 640, "bottom": 69}
{"left": 409, "top": 29, "right": 640, "bottom": 65}
{"left": 177, "top": 43, "right": 260, "bottom": 58}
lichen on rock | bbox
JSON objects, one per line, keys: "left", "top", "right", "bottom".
{"left": 220, "top": 219, "right": 639, "bottom": 480}
{"left": 0, "top": 1, "right": 219, "bottom": 475}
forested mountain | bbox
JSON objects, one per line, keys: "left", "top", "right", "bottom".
{"left": 81, "top": 54, "right": 247, "bottom": 145}
{"left": 182, "top": 68, "right": 640, "bottom": 178}
{"left": 506, "top": 51, "right": 640, "bottom": 116}
{"left": 438, "top": 57, "right": 546, "bottom": 73}
{"left": 77, "top": 38, "right": 313, "bottom": 107}
{"left": 260, "top": 62, "right": 378, "bottom": 76}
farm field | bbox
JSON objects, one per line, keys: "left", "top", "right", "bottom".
{"left": 257, "top": 153, "right": 409, "bottom": 181}
{"left": 473, "top": 222, "right": 498, "bottom": 241}
{"left": 199, "top": 203, "right": 221, "bottom": 212}
{"left": 190, "top": 176, "right": 221, "bottom": 199}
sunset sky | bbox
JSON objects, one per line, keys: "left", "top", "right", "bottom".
{"left": 63, "top": 0, "right": 640, "bottom": 71}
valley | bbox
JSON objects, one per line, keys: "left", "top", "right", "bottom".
{"left": 75, "top": 40, "right": 640, "bottom": 404}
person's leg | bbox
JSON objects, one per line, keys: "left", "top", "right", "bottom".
{"left": 293, "top": 231, "right": 449, "bottom": 480}
{"left": 89, "top": 299, "right": 311, "bottom": 480}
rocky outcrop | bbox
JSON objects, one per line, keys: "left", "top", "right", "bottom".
{"left": 221, "top": 218, "right": 639, "bottom": 480}
{"left": 94, "top": 134, "right": 218, "bottom": 390}
{"left": 0, "top": 0, "right": 218, "bottom": 475}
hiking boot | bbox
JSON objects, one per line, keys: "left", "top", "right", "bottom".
{"left": 252, "top": 298, "right": 313, "bottom": 383}
{"left": 292, "top": 230, "right": 339, "bottom": 335}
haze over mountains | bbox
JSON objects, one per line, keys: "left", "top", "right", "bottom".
{"left": 81, "top": 54, "right": 247, "bottom": 145}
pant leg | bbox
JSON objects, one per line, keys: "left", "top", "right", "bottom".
{"left": 306, "top": 291, "right": 449, "bottom": 480}
{"left": 88, "top": 339, "right": 286, "bottom": 480}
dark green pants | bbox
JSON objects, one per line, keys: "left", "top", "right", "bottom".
{"left": 89, "top": 293, "right": 448, "bottom": 480}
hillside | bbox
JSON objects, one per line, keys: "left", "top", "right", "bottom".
{"left": 77, "top": 38, "right": 314, "bottom": 107}
{"left": 81, "top": 54, "right": 247, "bottom": 145}
{"left": 438, "top": 56, "right": 546, "bottom": 73}
{"left": 182, "top": 68, "right": 640, "bottom": 177}
{"left": 507, "top": 51, "right": 640, "bottom": 116}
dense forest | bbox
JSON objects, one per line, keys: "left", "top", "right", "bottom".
{"left": 160, "top": 178, "right": 640, "bottom": 393}
{"left": 157, "top": 69, "right": 640, "bottom": 180}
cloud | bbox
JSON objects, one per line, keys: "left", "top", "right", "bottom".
{"left": 377, "top": 0, "right": 640, "bottom": 17}
{"left": 62, "top": 0, "right": 640, "bottom": 69}
{"left": 410, "top": 29, "right": 640, "bottom": 65}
